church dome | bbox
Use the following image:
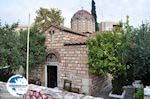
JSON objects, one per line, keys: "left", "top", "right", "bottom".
{"left": 71, "top": 10, "right": 94, "bottom": 20}
{"left": 71, "top": 9, "right": 95, "bottom": 33}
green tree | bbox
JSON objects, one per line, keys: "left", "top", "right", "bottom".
{"left": 19, "top": 26, "right": 46, "bottom": 70}
{"left": 86, "top": 32, "right": 126, "bottom": 94}
{"left": 0, "top": 23, "right": 22, "bottom": 69}
{"left": 0, "top": 23, "right": 46, "bottom": 72}
{"left": 35, "top": 8, "right": 64, "bottom": 31}
{"left": 86, "top": 32, "right": 125, "bottom": 75}
{"left": 115, "top": 18, "right": 150, "bottom": 86}
{"left": 91, "top": 0, "right": 99, "bottom": 31}
{"left": 127, "top": 24, "right": 150, "bottom": 85}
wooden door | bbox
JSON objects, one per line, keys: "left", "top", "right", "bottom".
{"left": 47, "top": 66, "right": 57, "bottom": 88}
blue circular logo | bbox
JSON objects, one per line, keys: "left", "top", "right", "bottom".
{"left": 6, "top": 74, "right": 28, "bottom": 97}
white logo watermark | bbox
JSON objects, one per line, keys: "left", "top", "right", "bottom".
{"left": 6, "top": 74, "right": 28, "bottom": 97}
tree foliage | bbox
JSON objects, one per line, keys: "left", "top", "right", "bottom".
{"left": 87, "top": 21, "right": 150, "bottom": 86}
{"left": 124, "top": 23, "right": 150, "bottom": 85}
{"left": 86, "top": 31, "right": 126, "bottom": 94}
{"left": 0, "top": 23, "right": 46, "bottom": 70}
{"left": 19, "top": 26, "right": 46, "bottom": 69}
{"left": 86, "top": 32, "right": 125, "bottom": 77}
{"left": 0, "top": 23, "right": 22, "bottom": 69}
{"left": 35, "top": 8, "right": 64, "bottom": 31}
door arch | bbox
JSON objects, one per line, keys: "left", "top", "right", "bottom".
{"left": 45, "top": 53, "right": 59, "bottom": 88}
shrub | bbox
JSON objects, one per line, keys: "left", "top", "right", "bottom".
{"left": 86, "top": 32, "right": 126, "bottom": 94}
{"left": 126, "top": 65, "right": 134, "bottom": 85}
{"left": 134, "top": 88, "right": 144, "bottom": 99}
{"left": 0, "top": 74, "right": 13, "bottom": 82}
{"left": 112, "top": 69, "right": 126, "bottom": 94}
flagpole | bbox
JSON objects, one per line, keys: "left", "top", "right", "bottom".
{"left": 26, "top": 14, "right": 30, "bottom": 82}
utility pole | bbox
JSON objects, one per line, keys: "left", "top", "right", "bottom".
{"left": 26, "top": 14, "right": 30, "bottom": 82}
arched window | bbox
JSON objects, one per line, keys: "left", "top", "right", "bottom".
{"left": 46, "top": 53, "right": 58, "bottom": 62}
{"left": 48, "top": 30, "right": 55, "bottom": 42}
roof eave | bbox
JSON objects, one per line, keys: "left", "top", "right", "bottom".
{"left": 44, "top": 24, "right": 87, "bottom": 37}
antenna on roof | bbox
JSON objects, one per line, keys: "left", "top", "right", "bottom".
{"left": 81, "top": 7, "right": 84, "bottom": 10}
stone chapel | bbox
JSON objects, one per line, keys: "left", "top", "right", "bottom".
{"left": 30, "top": 9, "right": 111, "bottom": 95}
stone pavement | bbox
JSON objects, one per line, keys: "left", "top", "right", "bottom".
{"left": 25, "top": 84, "right": 103, "bottom": 99}
{"left": 0, "top": 93, "right": 22, "bottom": 99}
{"left": 0, "top": 81, "right": 137, "bottom": 99}
{"left": 0, "top": 82, "right": 103, "bottom": 99}
{"left": 0, "top": 82, "right": 22, "bottom": 99}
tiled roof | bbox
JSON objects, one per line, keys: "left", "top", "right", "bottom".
{"left": 64, "top": 36, "right": 87, "bottom": 46}
{"left": 64, "top": 31, "right": 97, "bottom": 46}
{"left": 45, "top": 24, "right": 87, "bottom": 37}
{"left": 71, "top": 10, "right": 94, "bottom": 20}
{"left": 45, "top": 24, "right": 96, "bottom": 46}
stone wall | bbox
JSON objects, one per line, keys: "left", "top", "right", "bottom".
{"left": 29, "top": 26, "right": 91, "bottom": 94}
{"left": 60, "top": 45, "right": 89, "bottom": 89}
{"left": 45, "top": 26, "right": 88, "bottom": 90}
{"left": 29, "top": 66, "right": 45, "bottom": 85}
{"left": 89, "top": 74, "right": 112, "bottom": 95}
{"left": 29, "top": 25, "right": 111, "bottom": 95}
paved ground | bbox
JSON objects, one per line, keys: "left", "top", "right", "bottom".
{"left": 0, "top": 93, "right": 22, "bottom": 99}
{"left": 0, "top": 91, "right": 22, "bottom": 99}
{"left": 0, "top": 83, "right": 22, "bottom": 99}
{"left": 95, "top": 86, "right": 135, "bottom": 99}
{"left": 0, "top": 88, "right": 22, "bottom": 99}
{"left": 0, "top": 81, "right": 135, "bottom": 99}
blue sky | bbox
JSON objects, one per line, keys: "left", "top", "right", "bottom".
{"left": 0, "top": 0, "right": 150, "bottom": 27}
